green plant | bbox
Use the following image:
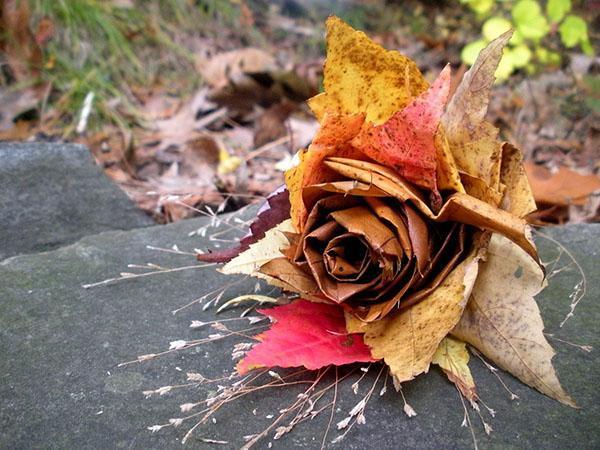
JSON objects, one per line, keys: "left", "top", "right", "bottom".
{"left": 460, "top": 0, "right": 594, "bottom": 80}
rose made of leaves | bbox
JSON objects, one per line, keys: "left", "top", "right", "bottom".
{"left": 265, "top": 180, "right": 473, "bottom": 322}
{"left": 198, "top": 17, "right": 575, "bottom": 408}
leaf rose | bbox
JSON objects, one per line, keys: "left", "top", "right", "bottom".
{"left": 200, "top": 17, "right": 575, "bottom": 408}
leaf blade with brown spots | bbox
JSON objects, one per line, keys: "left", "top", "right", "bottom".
{"left": 452, "top": 234, "right": 576, "bottom": 407}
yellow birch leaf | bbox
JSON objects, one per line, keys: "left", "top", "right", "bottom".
{"left": 452, "top": 234, "right": 577, "bottom": 407}
{"left": 432, "top": 337, "right": 478, "bottom": 401}
{"left": 350, "top": 252, "right": 481, "bottom": 383}
{"left": 441, "top": 31, "right": 512, "bottom": 193}
{"left": 499, "top": 143, "right": 537, "bottom": 218}
{"left": 308, "top": 16, "right": 428, "bottom": 125}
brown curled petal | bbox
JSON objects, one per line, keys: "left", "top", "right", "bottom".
{"left": 364, "top": 197, "right": 412, "bottom": 258}
{"left": 329, "top": 206, "right": 404, "bottom": 257}
{"left": 324, "top": 157, "right": 430, "bottom": 210}
{"left": 400, "top": 225, "right": 469, "bottom": 311}
{"left": 258, "top": 257, "right": 322, "bottom": 300}
{"left": 302, "top": 180, "right": 388, "bottom": 214}
{"left": 355, "top": 264, "right": 421, "bottom": 322}
{"left": 324, "top": 234, "right": 372, "bottom": 281}
{"left": 294, "top": 196, "right": 362, "bottom": 263}
{"left": 403, "top": 204, "right": 429, "bottom": 275}
{"left": 303, "top": 226, "right": 381, "bottom": 303}
{"left": 415, "top": 223, "right": 461, "bottom": 285}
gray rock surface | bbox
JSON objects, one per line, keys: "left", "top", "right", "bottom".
{"left": 1, "top": 207, "right": 599, "bottom": 449}
{"left": 0, "top": 142, "right": 152, "bottom": 259}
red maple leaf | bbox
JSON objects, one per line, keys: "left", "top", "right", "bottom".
{"left": 352, "top": 64, "right": 451, "bottom": 192}
{"left": 237, "top": 300, "right": 376, "bottom": 374}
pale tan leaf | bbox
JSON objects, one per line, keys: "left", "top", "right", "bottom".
{"left": 197, "top": 48, "right": 277, "bottom": 89}
{"left": 500, "top": 143, "right": 537, "bottom": 217}
{"left": 220, "top": 219, "right": 295, "bottom": 281}
{"left": 441, "top": 31, "right": 512, "bottom": 192}
{"left": 432, "top": 337, "right": 478, "bottom": 401}
{"left": 452, "top": 234, "right": 576, "bottom": 407}
{"left": 348, "top": 252, "right": 481, "bottom": 383}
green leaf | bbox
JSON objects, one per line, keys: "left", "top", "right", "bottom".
{"left": 559, "top": 15, "right": 588, "bottom": 48}
{"left": 547, "top": 0, "right": 571, "bottom": 23}
{"left": 483, "top": 16, "right": 513, "bottom": 42}
{"left": 461, "top": 39, "right": 487, "bottom": 66}
{"left": 460, "top": 0, "right": 494, "bottom": 15}
{"left": 495, "top": 48, "right": 516, "bottom": 80}
{"left": 536, "top": 46, "right": 562, "bottom": 65}
{"left": 512, "top": 0, "right": 549, "bottom": 40}
{"left": 581, "top": 39, "right": 594, "bottom": 56}
{"left": 510, "top": 44, "right": 532, "bottom": 68}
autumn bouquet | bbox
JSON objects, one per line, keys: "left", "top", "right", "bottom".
{"left": 199, "top": 17, "right": 574, "bottom": 411}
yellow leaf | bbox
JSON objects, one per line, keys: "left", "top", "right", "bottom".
{"left": 218, "top": 148, "right": 242, "bottom": 175}
{"left": 435, "top": 128, "right": 465, "bottom": 193}
{"left": 442, "top": 31, "right": 512, "bottom": 195}
{"left": 452, "top": 234, "right": 577, "bottom": 407}
{"left": 432, "top": 337, "right": 478, "bottom": 401}
{"left": 348, "top": 251, "right": 481, "bottom": 383}
{"left": 308, "top": 16, "right": 428, "bottom": 125}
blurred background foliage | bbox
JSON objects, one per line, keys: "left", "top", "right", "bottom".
{"left": 461, "top": 0, "right": 594, "bottom": 79}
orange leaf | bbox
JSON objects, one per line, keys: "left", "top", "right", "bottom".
{"left": 524, "top": 162, "right": 600, "bottom": 207}
{"left": 352, "top": 65, "right": 451, "bottom": 192}
{"left": 286, "top": 114, "right": 365, "bottom": 231}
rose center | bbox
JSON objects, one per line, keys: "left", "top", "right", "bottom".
{"left": 323, "top": 234, "right": 372, "bottom": 281}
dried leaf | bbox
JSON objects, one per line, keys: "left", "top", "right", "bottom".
{"left": 442, "top": 31, "right": 512, "bottom": 193}
{"left": 347, "top": 252, "right": 481, "bottom": 383}
{"left": 524, "top": 162, "right": 600, "bottom": 207}
{"left": 352, "top": 65, "right": 451, "bottom": 191}
{"left": 237, "top": 300, "right": 376, "bottom": 374}
{"left": 308, "top": 16, "right": 428, "bottom": 125}
{"left": 452, "top": 234, "right": 576, "bottom": 407}
{"left": 259, "top": 257, "right": 321, "bottom": 300}
{"left": 432, "top": 337, "right": 478, "bottom": 401}
{"left": 197, "top": 48, "right": 277, "bottom": 90}
{"left": 220, "top": 219, "right": 295, "bottom": 283}
{"left": 285, "top": 113, "right": 365, "bottom": 231}
{"left": 500, "top": 143, "right": 537, "bottom": 217}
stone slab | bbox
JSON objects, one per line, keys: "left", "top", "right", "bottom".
{"left": 0, "top": 142, "right": 152, "bottom": 259}
{"left": 1, "top": 213, "right": 599, "bottom": 449}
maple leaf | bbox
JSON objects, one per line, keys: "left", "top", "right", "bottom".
{"left": 432, "top": 337, "right": 478, "bottom": 402}
{"left": 352, "top": 65, "right": 451, "bottom": 192}
{"left": 308, "top": 16, "right": 428, "bottom": 125}
{"left": 452, "top": 234, "right": 576, "bottom": 407}
{"left": 442, "top": 31, "right": 512, "bottom": 195}
{"left": 237, "top": 300, "right": 376, "bottom": 374}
